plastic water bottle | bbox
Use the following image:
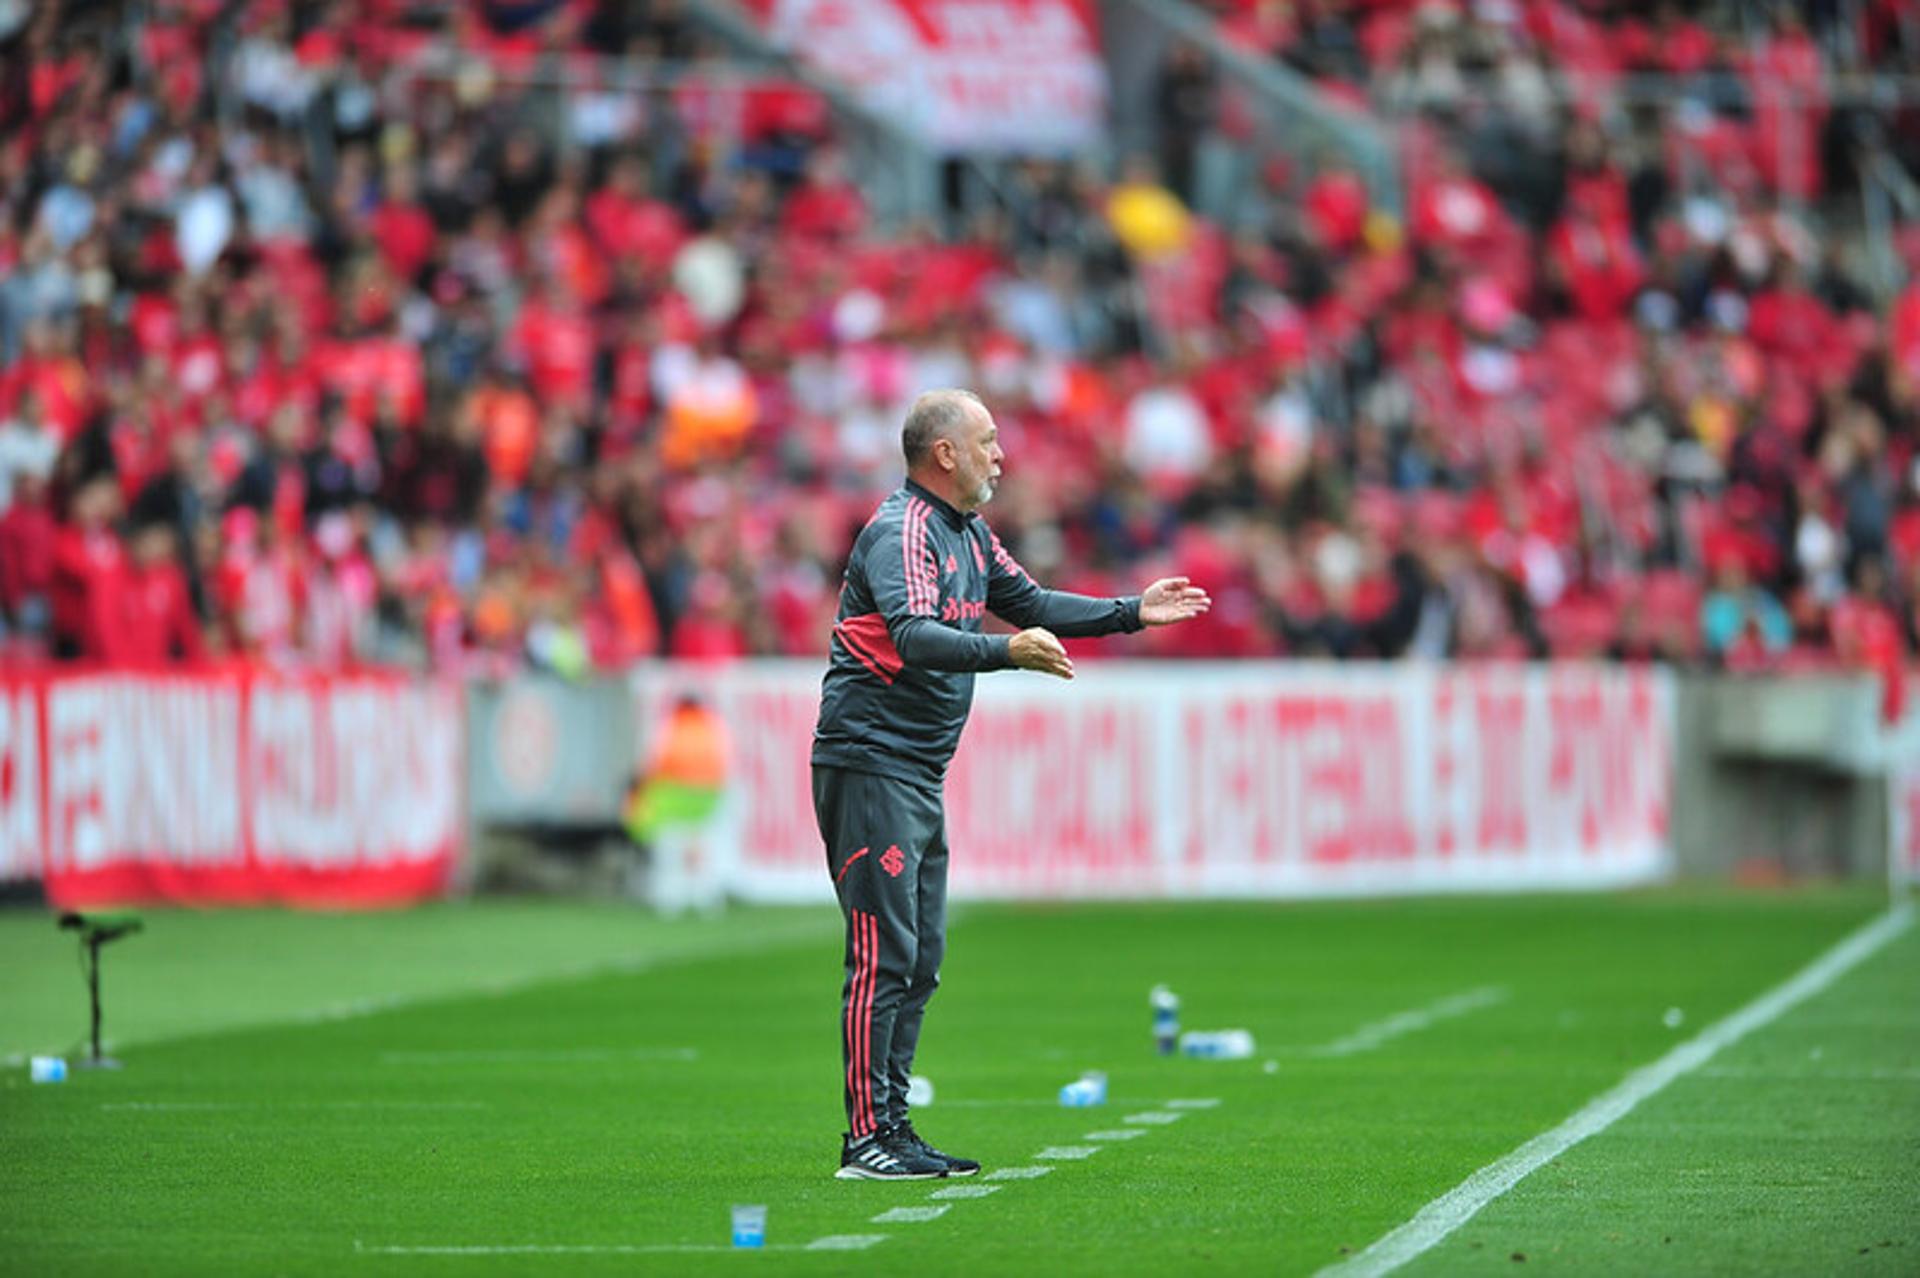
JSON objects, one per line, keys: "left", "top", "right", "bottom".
{"left": 906, "top": 1074, "right": 935, "bottom": 1108}
{"left": 1150, "top": 985, "right": 1180, "bottom": 1056}
{"left": 1058, "top": 1071, "right": 1107, "bottom": 1106}
{"left": 29, "top": 1056, "right": 66, "bottom": 1084}
{"left": 1178, "top": 1029, "right": 1256, "bottom": 1059}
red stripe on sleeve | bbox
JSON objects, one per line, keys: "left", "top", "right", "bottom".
{"left": 904, "top": 499, "right": 939, "bottom": 615}
{"left": 900, "top": 502, "right": 922, "bottom": 614}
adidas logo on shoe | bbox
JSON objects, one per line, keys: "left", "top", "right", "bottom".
{"left": 834, "top": 1130, "right": 948, "bottom": 1181}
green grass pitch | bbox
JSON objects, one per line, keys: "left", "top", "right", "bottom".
{"left": 0, "top": 889, "right": 1913, "bottom": 1276}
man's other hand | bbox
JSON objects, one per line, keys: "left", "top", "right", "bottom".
{"left": 1139, "top": 577, "right": 1212, "bottom": 626}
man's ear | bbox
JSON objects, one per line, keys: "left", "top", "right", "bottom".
{"left": 932, "top": 437, "right": 956, "bottom": 472}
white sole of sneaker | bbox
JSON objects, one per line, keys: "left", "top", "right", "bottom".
{"left": 943, "top": 1166, "right": 980, "bottom": 1177}
{"left": 833, "top": 1166, "right": 946, "bottom": 1181}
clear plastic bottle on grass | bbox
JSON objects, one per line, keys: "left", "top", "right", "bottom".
{"left": 1150, "top": 984, "right": 1180, "bottom": 1055}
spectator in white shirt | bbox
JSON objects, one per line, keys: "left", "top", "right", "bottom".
{"left": 0, "top": 391, "right": 58, "bottom": 514}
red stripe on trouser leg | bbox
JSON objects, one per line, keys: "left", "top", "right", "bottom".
{"left": 844, "top": 916, "right": 858, "bottom": 1135}
{"left": 856, "top": 905, "right": 871, "bottom": 1136}
{"left": 860, "top": 911, "right": 877, "bottom": 1136}
{"left": 850, "top": 912, "right": 866, "bottom": 1137}
{"left": 863, "top": 913, "right": 879, "bottom": 1136}
{"left": 849, "top": 910, "right": 877, "bottom": 1138}
{"left": 849, "top": 911, "right": 867, "bottom": 1137}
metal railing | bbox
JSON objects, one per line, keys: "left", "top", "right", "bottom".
{"left": 1101, "top": 0, "right": 1404, "bottom": 218}
{"left": 1863, "top": 150, "right": 1920, "bottom": 297}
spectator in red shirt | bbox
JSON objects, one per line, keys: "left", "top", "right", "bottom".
{"left": 1411, "top": 147, "right": 1512, "bottom": 263}
{"left": 50, "top": 476, "right": 129, "bottom": 661}
{"left": 7, "top": 316, "right": 90, "bottom": 441}
{"left": 1303, "top": 164, "right": 1369, "bottom": 255}
{"left": 668, "top": 571, "right": 749, "bottom": 660}
{"left": 586, "top": 153, "right": 686, "bottom": 269}
{"left": 1748, "top": 261, "right": 1840, "bottom": 380}
{"left": 782, "top": 147, "right": 868, "bottom": 243}
{"left": 1546, "top": 194, "right": 1644, "bottom": 322}
{"left": 370, "top": 163, "right": 438, "bottom": 285}
{"left": 1893, "top": 276, "right": 1920, "bottom": 380}
{"left": 120, "top": 521, "right": 205, "bottom": 664}
{"left": 0, "top": 471, "right": 56, "bottom": 646}
{"left": 511, "top": 275, "right": 597, "bottom": 412}
{"left": 1831, "top": 554, "right": 1906, "bottom": 722}
{"left": 1750, "top": 9, "right": 1827, "bottom": 199}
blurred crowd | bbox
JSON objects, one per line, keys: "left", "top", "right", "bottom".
{"left": 2, "top": 0, "right": 1920, "bottom": 680}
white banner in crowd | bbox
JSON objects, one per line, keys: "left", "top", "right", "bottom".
{"left": 751, "top": 0, "right": 1108, "bottom": 152}
{"left": 638, "top": 662, "right": 1677, "bottom": 903}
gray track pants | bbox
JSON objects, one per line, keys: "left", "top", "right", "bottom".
{"left": 812, "top": 764, "right": 950, "bottom": 1140}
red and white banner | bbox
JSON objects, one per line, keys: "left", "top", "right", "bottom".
{"left": 637, "top": 662, "right": 1676, "bottom": 902}
{"left": 743, "top": 0, "right": 1107, "bottom": 153}
{"left": 0, "top": 670, "right": 463, "bottom": 908}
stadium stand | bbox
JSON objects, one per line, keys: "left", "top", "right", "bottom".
{"left": 0, "top": 0, "right": 1917, "bottom": 675}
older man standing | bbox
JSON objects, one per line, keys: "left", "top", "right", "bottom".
{"left": 813, "top": 389, "right": 1211, "bottom": 1180}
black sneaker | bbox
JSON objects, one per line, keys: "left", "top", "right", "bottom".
{"left": 835, "top": 1130, "right": 949, "bottom": 1181}
{"left": 892, "top": 1121, "right": 981, "bottom": 1177}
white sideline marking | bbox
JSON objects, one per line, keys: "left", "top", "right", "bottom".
{"left": 1166, "top": 1097, "right": 1221, "bottom": 1109}
{"left": 1034, "top": 1145, "right": 1099, "bottom": 1160}
{"left": 1085, "top": 1130, "right": 1147, "bottom": 1141}
{"left": 1123, "top": 1111, "right": 1183, "bottom": 1125}
{"left": 379, "top": 1048, "right": 697, "bottom": 1065}
{"left": 807, "top": 1235, "right": 888, "bottom": 1251}
{"left": 1312, "top": 987, "right": 1508, "bottom": 1058}
{"left": 929, "top": 1184, "right": 1001, "bottom": 1200}
{"left": 104, "top": 1101, "right": 488, "bottom": 1113}
{"left": 985, "top": 1166, "right": 1053, "bottom": 1180}
{"left": 1317, "top": 906, "right": 1913, "bottom": 1278}
{"left": 354, "top": 1242, "right": 803, "bottom": 1255}
{"left": 871, "top": 1206, "right": 948, "bottom": 1224}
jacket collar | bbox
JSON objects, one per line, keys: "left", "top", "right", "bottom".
{"left": 904, "top": 478, "right": 969, "bottom": 529}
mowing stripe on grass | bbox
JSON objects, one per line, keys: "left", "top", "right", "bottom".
{"left": 378, "top": 1047, "right": 698, "bottom": 1065}
{"left": 355, "top": 1236, "right": 892, "bottom": 1255}
{"left": 1310, "top": 986, "right": 1508, "bottom": 1058}
{"left": 1317, "top": 905, "right": 1912, "bottom": 1278}
{"left": 29, "top": 916, "right": 838, "bottom": 1063}
{"left": 1698, "top": 1064, "right": 1920, "bottom": 1081}
{"left": 103, "top": 1101, "right": 489, "bottom": 1112}
{"left": 357, "top": 1242, "right": 804, "bottom": 1255}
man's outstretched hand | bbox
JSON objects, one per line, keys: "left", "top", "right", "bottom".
{"left": 1139, "top": 577, "right": 1212, "bottom": 627}
{"left": 1010, "top": 627, "right": 1075, "bottom": 679}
